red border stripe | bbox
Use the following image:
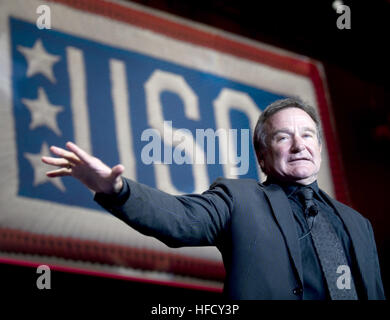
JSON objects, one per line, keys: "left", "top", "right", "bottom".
{"left": 0, "top": 227, "right": 225, "bottom": 281}
{"left": 0, "top": 256, "right": 223, "bottom": 292}
{"left": 49, "top": 0, "right": 310, "bottom": 75}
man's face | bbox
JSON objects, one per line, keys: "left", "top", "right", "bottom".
{"left": 260, "top": 107, "right": 322, "bottom": 185}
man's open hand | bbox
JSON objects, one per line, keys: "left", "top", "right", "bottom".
{"left": 41, "top": 141, "right": 124, "bottom": 194}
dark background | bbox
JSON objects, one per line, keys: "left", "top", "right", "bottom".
{"left": 2, "top": 0, "right": 388, "bottom": 303}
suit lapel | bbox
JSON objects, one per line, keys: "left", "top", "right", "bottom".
{"left": 319, "top": 190, "right": 371, "bottom": 295}
{"left": 263, "top": 183, "right": 303, "bottom": 286}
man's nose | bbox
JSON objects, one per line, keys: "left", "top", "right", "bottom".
{"left": 291, "top": 136, "right": 305, "bottom": 153}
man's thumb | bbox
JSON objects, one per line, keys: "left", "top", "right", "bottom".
{"left": 111, "top": 164, "right": 125, "bottom": 178}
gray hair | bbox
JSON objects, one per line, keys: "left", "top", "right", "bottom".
{"left": 253, "top": 97, "right": 322, "bottom": 163}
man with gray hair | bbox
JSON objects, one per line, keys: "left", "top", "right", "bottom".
{"left": 42, "top": 98, "right": 385, "bottom": 300}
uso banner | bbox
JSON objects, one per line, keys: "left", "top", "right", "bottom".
{"left": 0, "top": 0, "right": 346, "bottom": 290}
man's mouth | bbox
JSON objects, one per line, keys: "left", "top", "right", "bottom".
{"left": 289, "top": 158, "right": 311, "bottom": 162}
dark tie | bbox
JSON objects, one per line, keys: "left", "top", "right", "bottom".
{"left": 298, "top": 187, "right": 358, "bottom": 300}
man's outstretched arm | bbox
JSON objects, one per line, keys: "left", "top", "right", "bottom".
{"left": 41, "top": 142, "right": 232, "bottom": 247}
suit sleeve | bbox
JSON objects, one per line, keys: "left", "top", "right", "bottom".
{"left": 366, "top": 219, "right": 386, "bottom": 299}
{"left": 94, "top": 177, "right": 234, "bottom": 248}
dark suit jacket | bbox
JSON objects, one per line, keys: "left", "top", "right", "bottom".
{"left": 95, "top": 177, "right": 385, "bottom": 300}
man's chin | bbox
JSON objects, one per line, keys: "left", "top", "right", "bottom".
{"left": 284, "top": 169, "right": 317, "bottom": 184}
{"left": 292, "top": 174, "right": 317, "bottom": 185}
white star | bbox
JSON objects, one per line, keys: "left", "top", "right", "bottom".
{"left": 22, "top": 87, "right": 64, "bottom": 136}
{"left": 24, "top": 142, "right": 66, "bottom": 192}
{"left": 17, "top": 38, "right": 60, "bottom": 83}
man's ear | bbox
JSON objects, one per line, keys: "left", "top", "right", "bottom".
{"left": 259, "top": 159, "right": 265, "bottom": 170}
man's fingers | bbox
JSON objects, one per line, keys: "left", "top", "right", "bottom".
{"left": 49, "top": 145, "right": 80, "bottom": 164}
{"left": 65, "top": 142, "right": 92, "bottom": 164}
{"left": 46, "top": 168, "right": 72, "bottom": 177}
{"left": 42, "top": 156, "right": 72, "bottom": 168}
